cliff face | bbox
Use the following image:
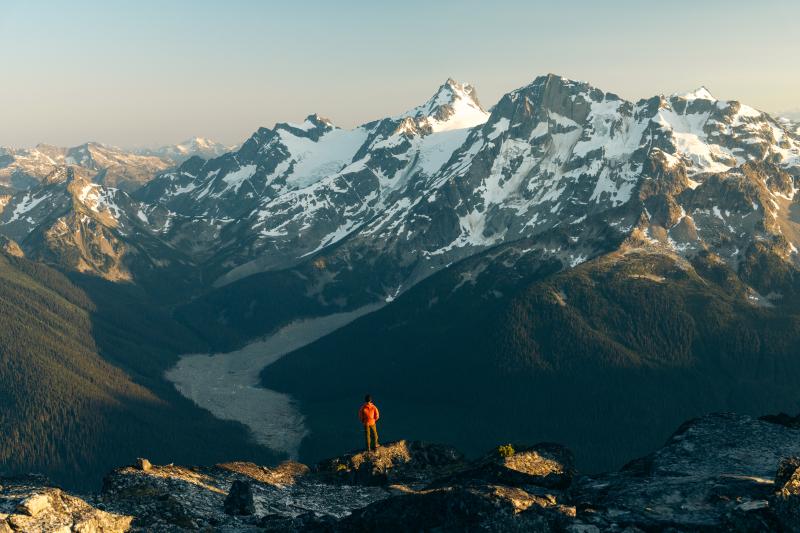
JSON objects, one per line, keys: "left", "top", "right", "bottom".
{"left": 2, "top": 412, "right": 800, "bottom": 532}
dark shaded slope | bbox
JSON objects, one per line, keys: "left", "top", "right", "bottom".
{"left": 174, "top": 250, "right": 408, "bottom": 352}
{"left": 174, "top": 269, "right": 339, "bottom": 351}
{"left": 0, "top": 253, "right": 277, "bottom": 490}
{"left": 175, "top": 209, "right": 628, "bottom": 353}
{"left": 262, "top": 245, "right": 800, "bottom": 472}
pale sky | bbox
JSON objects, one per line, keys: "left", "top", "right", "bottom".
{"left": 2, "top": 0, "right": 798, "bottom": 148}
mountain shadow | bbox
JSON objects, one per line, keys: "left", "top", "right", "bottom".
{"left": 0, "top": 251, "right": 279, "bottom": 490}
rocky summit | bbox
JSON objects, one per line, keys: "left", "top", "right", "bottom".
{"left": 2, "top": 412, "right": 800, "bottom": 532}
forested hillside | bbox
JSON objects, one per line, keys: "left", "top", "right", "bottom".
{"left": 0, "top": 251, "right": 277, "bottom": 489}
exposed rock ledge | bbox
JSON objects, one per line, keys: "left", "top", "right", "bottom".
{"left": 3, "top": 413, "right": 800, "bottom": 531}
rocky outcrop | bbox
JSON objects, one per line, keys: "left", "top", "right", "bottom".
{"left": 433, "top": 442, "right": 575, "bottom": 490}
{"left": 569, "top": 412, "right": 800, "bottom": 530}
{"left": 336, "top": 485, "right": 568, "bottom": 532}
{"left": 6, "top": 413, "right": 800, "bottom": 531}
{"left": 0, "top": 476, "right": 132, "bottom": 532}
{"left": 772, "top": 457, "right": 800, "bottom": 531}
{"left": 98, "top": 460, "right": 388, "bottom": 531}
{"left": 0, "top": 236, "right": 23, "bottom": 258}
{"left": 315, "top": 440, "right": 466, "bottom": 486}
{"left": 223, "top": 480, "right": 256, "bottom": 515}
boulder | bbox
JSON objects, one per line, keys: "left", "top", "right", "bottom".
{"left": 16, "top": 493, "right": 51, "bottom": 516}
{"left": 223, "top": 480, "right": 255, "bottom": 516}
{"left": 721, "top": 500, "right": 780, "bottom": 532}
{"left": 6, "top": 486, "right": 131, "bottom": 532}
{"left": 135, "top": 457, "right": 152, "bottom": 471}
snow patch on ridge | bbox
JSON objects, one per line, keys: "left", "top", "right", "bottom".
{"left": 416, "top": 128, "right": 474, "bottom": 176}
{"left": 652, "top": 108, "right": 732, "bottom": 174}
{"left": 278, "top": 128, "right": 369, "bottom": 189}
{"left": 221, "top": 164, "right": 257, "bottom": 193}
{"left": 7, "top": 192, "right": 49, "bottom": 222}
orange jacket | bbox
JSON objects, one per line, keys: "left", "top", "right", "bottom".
{"left": 359, "top": 402, "right": 380, "bottom": 426}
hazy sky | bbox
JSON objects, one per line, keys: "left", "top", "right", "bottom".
{"left": 2, "top": 0, "right": 799, "bottom": 148}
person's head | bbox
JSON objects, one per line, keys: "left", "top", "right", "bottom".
{"left": 365, "top": 394, "right": 372, "bottom": 403}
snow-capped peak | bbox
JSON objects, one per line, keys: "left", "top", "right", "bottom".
{"left": 137, "top": 137, "right": 232, "bottom": 162}
{"left": 778, "top": 116, "right": 800, "bottom": 136}
{"left": 400, "top": 79, "right": 489, "bottom": 133}
{"left": 282, "top": 114, "right": 335, "bottom": 133}
{"left": 673, "top": 86, "right": 717, "bottom": 102}
{"left": 179, "top": 137, "right": 218, "bottom": 151}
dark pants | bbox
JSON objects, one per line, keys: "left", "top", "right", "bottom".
{"left": 364, "top": 423, "right": 379, "bottom": 451}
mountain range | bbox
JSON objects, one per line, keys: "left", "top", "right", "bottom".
{"left": 0, "top": 137, "right": 231, "bottom": 192}
{"left": 0, "top": 74, "right": 799, "bottom": 487}
{"left": 779, "top": 115, "right": 800, "bottom": 136}
{"left": 134, "top": 136, "right": 234, "bottom": 162}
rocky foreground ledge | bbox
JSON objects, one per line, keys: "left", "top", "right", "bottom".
{"left": 3, "top": 413, "right": 800, "bottom": 532}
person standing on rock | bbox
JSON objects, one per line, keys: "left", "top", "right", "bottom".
{"left": 359, "top": 394, "right": 380, "bottom": 452}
